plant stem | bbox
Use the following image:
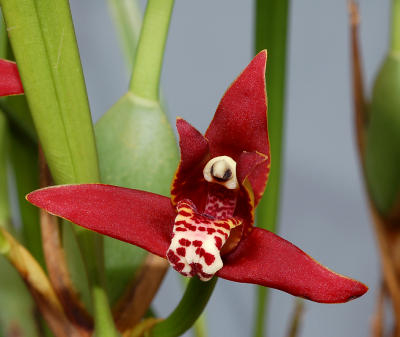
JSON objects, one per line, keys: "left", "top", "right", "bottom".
{"left": 254, "top": 286, "right": 268, "bottom": 337}
{"left": 181, "top": 276, "right": 208, "bottom": 337}
{"left": 0, "top": 110, "right": 9, "bottom": 229}
{"left": 93, "top": 285, "right": 118, "bottom": 337}
{"left": 107, "top": 0, "right": 142, "bottom": 70}
{"left": 392, "top": 0, "right": 400, "bottom": 53}
{"left": 129, "top": 0, "right": 174, "bottom": 101}
{"left": 253, "top": 0, "right": 290, "bottom": 336}
{"left": 149, "top": 277, "right": 217, "bottom": 337}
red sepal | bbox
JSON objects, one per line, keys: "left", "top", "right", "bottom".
{"left": 0, "top": 59, "right": 24, "bottom": 96}
{"left": 205, "top": 51, "right": 270, "bottom": 204}
{"left": 218, "top": 227, "right": 368, "bottom": 303}
{"left": 171, "top": 118, "right": 210, "bottom": 211}
{"left": 26, "top": 184, "right": 175, "bottom": 258}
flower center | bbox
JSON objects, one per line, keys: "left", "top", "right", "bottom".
{"left": 203, "top": 156, "right": 239, "bottom": 190}
{"left": 166, "top": 156, "right": 242, "bottom": 281}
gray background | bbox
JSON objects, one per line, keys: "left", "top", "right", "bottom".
{"left": 69, "top": 1, "right": 391, "bottom": 336}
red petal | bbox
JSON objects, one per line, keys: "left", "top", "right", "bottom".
{"left": 0, "top": 59, "right": 24, "bottom": 96}
{"left": 26, "top": 184, "right": 175, "bottom": 257}
{"left": 218, "top": 228, "right": 368, "bottom": 303}
{"left": 205, "top": 51, "right": 270, "bottom": 167}
{"left": 171, "top": 118, "right": 210, "bottom": 211}
{"left": 237, "top": 151, "right": 270, "bottom": 206}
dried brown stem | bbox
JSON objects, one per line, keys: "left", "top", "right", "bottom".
{"left": 113, "top": 254, "right": 169, "bottom": 332}
{"left": 0, "top": 228, "right": 80, "bottom": 337}
{"left": 369, "top": 195, "right": 400, "bottom": 331}
{"left": 349, "top": 0, "right": 368, "bottom": 158}
{"left": 286, "top": 299, "right": 305, "bottom": 337}
{"left": 349, "top": 1, "right": 400, "bottom": 331}
{"left": 371, "top": 281, "right": 385, "bottom": 337}
{"left": 38, "top": 148, "right": 93, "bottom": 336}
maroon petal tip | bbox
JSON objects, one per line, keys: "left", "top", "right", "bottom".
{"left": 218, "top": 227, "right": 368, "bottom": 303}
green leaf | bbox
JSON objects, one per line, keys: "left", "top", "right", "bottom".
{"left": 365, "top": 52, "right": 400, "bottom": 217}
{"left": 0, "top": 258, "right": 39, "bottom": 337}
{"left": 0, "top": 111, "right": 39, "bottom": 337}
{"left": 1, "top": 1, "right": 116, "bottom": 335}
{"left": 253, "top": 0, "right": 290, "bottom": 336}
{"left": 9, "top": 125, "right": 45, "bottom": 266}
{"left": 0, "top": 111, "right": 9, "bottom": 227}
{"left": 95, "top": 92, "right": 178, "bottom": 303}
{"left": 1, "top": 0, "right": 100, "bottom": 185}
{"left": 0, "top": 95, "right": 37, "bottom": 143}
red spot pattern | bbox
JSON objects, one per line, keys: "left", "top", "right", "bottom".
{"left": 179, "top": 238, "right": 191, "bottom": 246}
{"left": 193, "top": 240, "right": 202, "bottom": 247}
{"left": 166, "top": 196, "right": 242, "bottom": 281}
{"left": 176, "top": 247, "right": 186, "bottom": 257}
{"left": 215, "top": 236, "right": 223, "bottom": 249}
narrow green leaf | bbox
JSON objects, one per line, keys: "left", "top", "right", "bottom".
{"left": 255, "top": 0, "right": 289, "bottom": 233}
{"left": 0, "top": 111, "right": 9, "bottom": 227}
{"left": 0, "top": 111, "right": 39, "bottom": 337}
{"left": 253, "top": 1, "right": 290, "bottom": 336}
{"left": 1, "top": 0, "right": 99, "bottom": 185}
{"left": 0, "top": 258, "right": 39, "bottom": 337}
{"left": 9, "top": 128, "right": 44, "bottom": 266}
{"left": 0, "top": 95, "right": 37, "bottom": 143}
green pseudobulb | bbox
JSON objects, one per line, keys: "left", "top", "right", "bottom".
{"left": 365, "top": 52, "right": 400, "bottom": 220}
{"left": 95, "top": 92, "right": 178, "bottom": 303}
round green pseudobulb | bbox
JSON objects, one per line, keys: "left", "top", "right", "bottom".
{"left": 365, "top": 52, "right": 400, "bottom": 221}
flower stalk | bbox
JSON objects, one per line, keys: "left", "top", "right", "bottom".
{"left": 149, "top": 277, "right": 217, "bottom": 337}
{"left": 129, "top": 0, "right": 174, "bottom": 101}
{"left": 392, "top": 0, "right": 400, "bottom": 53}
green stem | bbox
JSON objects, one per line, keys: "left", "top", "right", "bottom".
{"left": 0, "top": 110, "right": 10, "bottom": 229}
{"left": 253, "top": 0, "right": 290, "bottom": 336}
{"left": 181, "top": 277, "right": 209, "bottom": 337}
{"left": 92, "top": 285, "right": 118, "bottom": 337}
{"left": 392, "top": 0, "right": 400, "bottom": 53}
{"left": 192, "top": 314, "right": 207, "bottom": 337}
{"left": 107, "top": 0, "right": 142, "bottom": 70}
{"left": 129, "top": 0, "right": 174, "bottom": 101}
{"left": 254, "top": 287, "right": 268, "bottom": 337}
{"left": 150, "top": 277, "right": 217, "bottom": 337}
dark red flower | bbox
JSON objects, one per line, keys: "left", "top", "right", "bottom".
{"left": 26, "top": 51, "right": 367, "bottom": 303}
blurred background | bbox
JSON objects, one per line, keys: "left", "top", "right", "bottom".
{"left": 68, "top": 1, "right": 391, "bottom": 336}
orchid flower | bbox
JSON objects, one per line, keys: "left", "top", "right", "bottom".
{"left": 26, "top": 51, "right": 367, "bottom": 303}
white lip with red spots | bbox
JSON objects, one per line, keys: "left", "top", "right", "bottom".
{"left": 167, "top": 200, "right": 241, "bottom": 281}
{"left": 166, "top": 156, "right": 242, "bottom": 281}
